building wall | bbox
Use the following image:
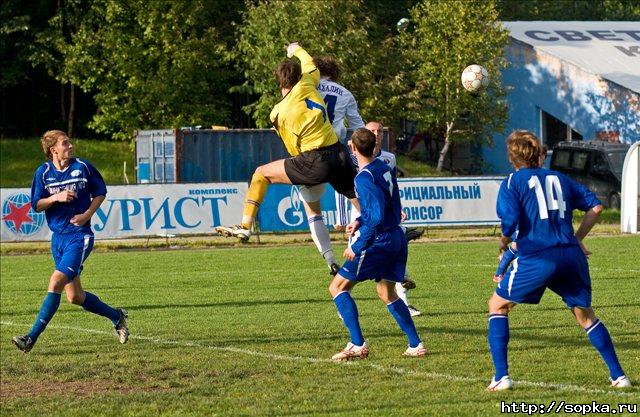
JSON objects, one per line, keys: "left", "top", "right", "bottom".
{"left": 484, "top": 40, "right": 640, "bottom": 174}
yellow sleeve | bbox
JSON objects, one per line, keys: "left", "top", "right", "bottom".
{"left": 294, "top": 47, "right": 319, "bottom": 85}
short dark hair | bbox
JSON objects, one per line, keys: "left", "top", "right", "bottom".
{"left": 351, "top": 128, "right": 376, "bottom": 157}
{"left": 313, "top": 55, "right": 340, "bottom": 81}
{"left": 275, "top": 59, "right": 301, "bottom": 89}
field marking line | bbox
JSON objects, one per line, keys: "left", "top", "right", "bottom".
{"left": 1, "top": 320, "right": 636, "bottom": 398}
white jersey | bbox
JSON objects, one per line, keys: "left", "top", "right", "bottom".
{"left": 317, "top": 78, "right": 365, "bottom": 141}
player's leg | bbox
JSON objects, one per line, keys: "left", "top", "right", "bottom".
{"left": 572, "top": 307, "right": 629, "bottom": 386}
{"left": 12, "top": 269, "right": 68, "bottom": 352}
{"left": 300, "top": 184, "right": 339, "bottom": 275}
{"left": 333, "top": 191, "right": 348, "bottom": 232}
{"left": 64, "top": 234, "right": 128, "bottom": 342}
{"left": 551, "top": 246, "right": 630, "bottom": 387}
{"left": 486, "top": 292, "right": 516, "bottom": 390}
{"left": 329, "top": 274, "right": 367, "bottom": 360}
{"left": 377, "top": 279, "right": 424, "bottom": 356}
{"left": 216, "top": 159, "right": 291, "bottom": 240}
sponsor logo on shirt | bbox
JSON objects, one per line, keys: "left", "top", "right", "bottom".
{"left": 71, "top": 169, "right": 82, "bottom": 177}
{"left": 46, "top": 177, "right": 56, "bottom": 181}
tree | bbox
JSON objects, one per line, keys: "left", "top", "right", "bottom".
{"left": 496, "top": 0, "right": 640, "bottom": 21}
{"left": 391, "top": 0, "right": 509, "bottom": 171}
{"left": 234, "top": 0, "right": 377, "bottom": 127}
{"left": 61, "top": 0, "right": 235, "bottom": 140}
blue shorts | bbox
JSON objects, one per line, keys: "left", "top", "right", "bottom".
{"left": 496, "top": 245, "right": 592, "bottom": 308}
{"left": 339, "top": 228, "right": 407, "bottom": 283}
{"left": 51, "top": 233, "right": 94, "bottom": 280}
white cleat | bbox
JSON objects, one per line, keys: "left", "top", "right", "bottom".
{"left": 403, "top": 342, "right": 427, "bottom": 357}
{"left": 487, "top": 375, "right": 513, "bottom": 392}
{"left": 215, "top": 225, "right": 251, "bottom": 242}
{"left": 407, "top": 305, "right": 422, "bottom": 317}
{"left": 331, "top": 342, "right": 369, "bottom": 361}
{"left": 610, "top": 375, "right": 632, "bottom": 388}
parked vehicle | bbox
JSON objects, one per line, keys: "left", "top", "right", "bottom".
{"left": 550, "top": 141, "right": 630, "bottom": 209}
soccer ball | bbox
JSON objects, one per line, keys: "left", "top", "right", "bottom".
{"left": 397, "top": 18, "right": 410, "bottom": 31}
{"left": 461, "top": 64, "right": 489, "bottom": 92}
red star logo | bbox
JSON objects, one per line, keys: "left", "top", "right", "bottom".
{"left": 2, "top": 201, "right": 34, "bottom": 232}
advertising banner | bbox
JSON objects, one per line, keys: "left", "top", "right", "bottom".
{"left": 256, "top": 177, "right": 503, "bottom": 231}
{"left": 1, "top": 183, "right": 247, "bottom": 241}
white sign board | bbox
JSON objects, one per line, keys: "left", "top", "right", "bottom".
{"left": 1, "top": 183, "right": 247, "bottom": 241}
{"left": 397, "top": 177, "right": 503, "bottom": 226}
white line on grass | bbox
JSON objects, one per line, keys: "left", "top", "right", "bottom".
{"left": 2, "top": 321, "right": 636, "bottom": 398}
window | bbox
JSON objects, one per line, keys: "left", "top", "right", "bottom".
{"left": 541, "top": 110, "right": 583, "bottom": 147}
{"left": 552, "top": 149, "right": 571, "bottom": 169}
{"left": 571, "top": 151, "right": 589, "bottom": 171}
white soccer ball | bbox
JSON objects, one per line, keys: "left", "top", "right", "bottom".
{"left": 397, "top": 18, "right": 410, "bottom": 31}
{"left": 461, "top": 64, "right": 490, "bottom": 92}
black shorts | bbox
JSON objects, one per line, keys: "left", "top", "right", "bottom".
{"left": 284, "top": 142, "right": 357, "bottom": 199}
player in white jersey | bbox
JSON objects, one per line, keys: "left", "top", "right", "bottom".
{"left": 314, "top": 55, "right": 365, "bottom": 233}
{"left": 349, "top": 122, "right": 423, "bottom": 317}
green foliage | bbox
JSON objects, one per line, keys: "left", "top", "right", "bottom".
{"left": 496, "top": 0, "right": 640, "bottom": 20}
{"left": 1, "top": 239, "right": 638, "bottom": 415}
{"left": 391, "top": 0, "right": 509, "bottom": 169}
{"left": 234, "top": 0, "right": 376, "bottom": 127}
{"left": 58, "top": 0, "right": 234, "bottom": 140}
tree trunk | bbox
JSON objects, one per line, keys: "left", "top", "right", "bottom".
{"left": 436, "top": 121, "right": 454, "bottom": 172}
{"left": 60, "top": 82, "right": 67, "bottom": 125}
{"left": 68, "top": 84, "right": 75, "bottom": 138}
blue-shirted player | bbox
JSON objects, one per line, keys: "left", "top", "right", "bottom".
{"left": 487, "top": 130, "right": 630, "bottom": 391}
{"left": 329, "top": 128, "right": 425, "bottom": 361}
{"left": 12, "top": 130, "right": 129, "bottom": 353}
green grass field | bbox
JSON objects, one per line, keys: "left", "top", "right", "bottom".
{"left": 1, "top": 237, "right": 638, "bottom": 416}
{"left": 0, "top": 138, "right": 135, "bottom": 188}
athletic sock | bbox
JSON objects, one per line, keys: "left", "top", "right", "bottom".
{"left": 308, "top": 215, "right": 337, "bottom": 266}
{"left": 395, "top": 282, "right": 409, "bottom": 305}
{"left": 488, "top": 314, "right": 510, "bottom": 380}
{"left": 333, "top": 291, "right": 365, "bottom": 346}
{"left": 82, "top": 292, "right": 121, "bottom": 325}
{"left": 28, "top": 292, "right": 61, "bottom": 343}
{"left": 387, "top": 298, "right": 421, "bottom": 348}
{"left": 241, "top": 172, "right": 270, "bottom": 229}
{"left": 586, "top": 319, "right": 625, "bottom": 380}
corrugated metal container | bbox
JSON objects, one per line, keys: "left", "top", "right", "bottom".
{"left": 135, "top": 128, "right": 394, "bottom": 184}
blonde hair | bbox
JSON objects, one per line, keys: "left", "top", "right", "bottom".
{"left": 506, "top": 130, "right": 542, "bottom": 169}
{"left": 41, "top": 130, "right": 67, "bottom": 159}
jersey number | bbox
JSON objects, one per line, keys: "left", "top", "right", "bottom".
{"left": 528, "top": 175, "right": 566, "bottom": 219}
{"left": 304, "top": 98, "right": 327, "bottom": 122}
{"left": 383, "top": 171, "right": 394, "bottom": 197}
{"left": 323, "top": 94, "right": 337, "bottom": 124}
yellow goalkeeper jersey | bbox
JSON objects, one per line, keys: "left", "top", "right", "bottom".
{"left": 269, "top": 47, "right": 338, "bottom": 156}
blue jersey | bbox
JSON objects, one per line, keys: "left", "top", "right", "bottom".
{"left": 31, "top": 158, "right": 107, "bottom": 235}
{"left": 351, "top": 158, "right": 402, "bottom": 254}
{"left": 496, "top": 168, "right": 600, "bottom": 255}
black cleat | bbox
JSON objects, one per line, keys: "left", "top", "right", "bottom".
{"left": 405, "top": 228, "right": 424, "bottom": 243}
{"left": 12, "top": 335, "right": 34, "bottom": 353}
{"left": 402, "top": 277, "right": 417, "bottom": 290}
{"left": 329, "top": 263, "right": 340, "bottom": 276}
{"left": 115, "top": 309, "right": 129, "bottom": 344}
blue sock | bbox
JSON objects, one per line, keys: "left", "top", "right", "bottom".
{"left": 333, "top": 291, "right": 365, "bottom": 346}
{"left": 488, "top": 314, "right": 509, "bottom": 380}
{"left": 387, "top": 298, "right": 421, "bottom": 348}
{"left": 82, "top": 292, "right": 120, "bottom": 325}
{"left": 28, "top": 292, "right": 61, "bottom": 343}
{"left": 586, "top": 320, "right": 625, "bottom": 380}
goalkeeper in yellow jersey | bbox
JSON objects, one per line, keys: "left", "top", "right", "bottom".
{"left": 216, "top": 43, "right": 358, "bottom": 274}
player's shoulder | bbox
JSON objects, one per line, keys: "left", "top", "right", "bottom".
{"left": 34, "top": 160, "right": 51, "bottom": 174}
{"left": 72, "top": 158, "right": 99, "bottom": 175}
